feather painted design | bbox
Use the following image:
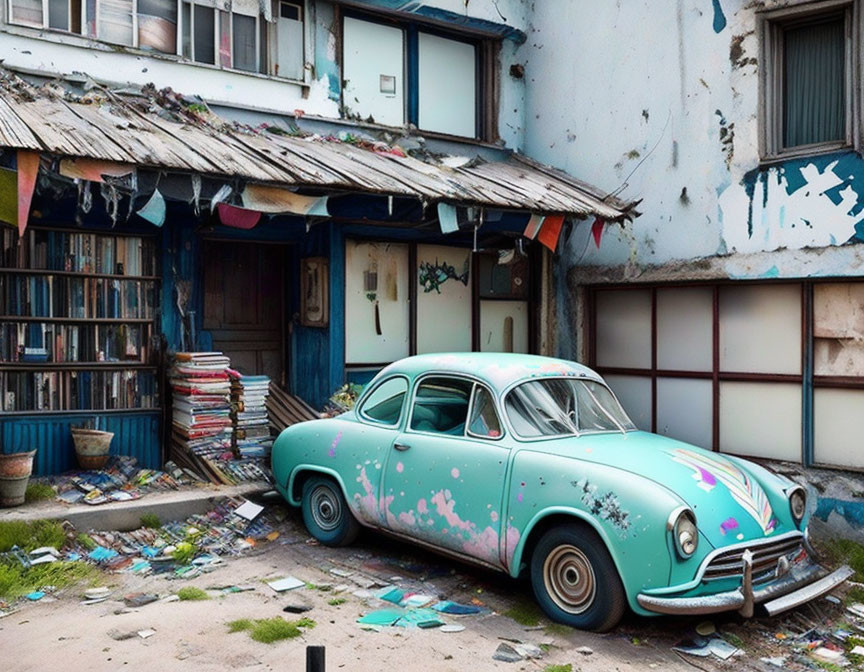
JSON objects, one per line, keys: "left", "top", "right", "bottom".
{"left": 672, "top": 448, "right": 775, "bottom": 535}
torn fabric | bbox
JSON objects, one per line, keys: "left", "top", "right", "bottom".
{"left": 59, "top": 159, "right": 134, "bottom": 183}
{"left": 241, "top": 184, "right": 328, "bottom": 215}
{"left": 523, "top": 213, "right": 545, "bottom": 240}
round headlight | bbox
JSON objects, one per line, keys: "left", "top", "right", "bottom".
{"left": 670, "top": 509, "right": 698, "bottom": 559}
{"left": 790, "top": 487, "right": 806, "bottom": 522}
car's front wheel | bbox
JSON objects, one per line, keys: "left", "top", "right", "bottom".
{"left": 301, "top": 475, "right": 360, "bottom": 546}
{"left": 530, "top": 523, "right": 626, "bottom": 632}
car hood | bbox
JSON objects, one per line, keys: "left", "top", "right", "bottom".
{"left": 534, "top": 431, "right": 790, "bottom": 549}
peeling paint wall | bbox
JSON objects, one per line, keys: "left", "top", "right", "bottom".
{"left": 523, "top": 0, "right": 864, "bottom": 287}
{"left": 0, "top": 0, "right": 529, "bottom": 148}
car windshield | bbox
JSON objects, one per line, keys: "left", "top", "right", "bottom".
{"left": 505, "top": 378, "right": 636, "bottom": 437}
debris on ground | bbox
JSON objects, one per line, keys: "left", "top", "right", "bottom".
{"left": 267, "top": 576, "right": 304, "bottom": 592}
{"left": 492, "top": 641, "right": 544, "bottom": 663}
{"left": 39, "top": 457, "right": 200, "bottom": 507}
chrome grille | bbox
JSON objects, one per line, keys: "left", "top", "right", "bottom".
{"left": 702, "top": 535, "right": 804, "bottom": 581}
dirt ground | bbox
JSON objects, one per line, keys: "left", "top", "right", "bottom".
{"left": 0, "top": 499, "right": 849, "bottom": 672}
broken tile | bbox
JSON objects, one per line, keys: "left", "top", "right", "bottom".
{"left": 137, "top": 629, "right": 157, "bottom": 639}
{"left": 440, "top": 624, "right": 465, "bottom": 633}
{"left": 267, "top": 576, "right": 304, "bottom": 592}
{"left": 492, "top": 642, "right": 523, "bottom": 663}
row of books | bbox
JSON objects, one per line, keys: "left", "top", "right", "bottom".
{"left": 0, "top": 275, "right": 156, "bottom": 319}
{"left": 1, "top": 369, "right": 159, "bottom": 412}
{"left": 0, "top": 322, "right": 152, "bottom": 364}
{"left": 230, "top": 373, "right": 272, "bottom": 459}
{"left": 1, "top": 229, "right": 157, "bottom": 276}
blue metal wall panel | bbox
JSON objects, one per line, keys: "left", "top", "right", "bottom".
{"left": 1, "top": 412, "right": 162, "bottom": 475}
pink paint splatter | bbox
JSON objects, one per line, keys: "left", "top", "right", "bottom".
{"left": 720, "top": 517, "right": 738, "bottom": 535}
{"left": 462, "top": 526, "right": 499, "bottom": 564}
{"left": 398, "top": 511, "right": 416, "bottom": 527}
{"left": 396, "top": 461, "right": 404, "bottom": 473}
{"left": 517, "top": 492, "right": 524, "bottom": 503}
{"left": 328, "top": 430, "right": 342, "bottom": 458}
{"left": 451, "top": 467, "right": 460, "bottom": 479}
{"left": 417, "top": 498, "right": 428, "bottom": 515}
{"left": 490, "top": 511, "right": 499, "bottom": 523}
{"left": 505, "top": 524, "right": 521, "bottom": 566}
{"left": 430, "top": 490, "right": 472, "bottom": 531}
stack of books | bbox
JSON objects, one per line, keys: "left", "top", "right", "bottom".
{"left": 229, "top": 373, "right": 273, "bottom": 459}
{"left": 170, "top": 353, "right": 272, "bottom": 485}
{"left": 170, "top": 352, "right": 233, "bottom": 482}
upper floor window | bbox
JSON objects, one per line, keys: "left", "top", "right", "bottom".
{"left": 761, "top": 2, "right": 855, "bottom": 160}
{"left": 341, "top": 13, "right": 488, "bottom": 140}
{"left": 6, "top": 0, "right": 304, "bottom": 80}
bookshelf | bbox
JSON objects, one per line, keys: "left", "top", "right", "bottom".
{"left": 1, "top": 227, "right": 161, "bottom": 415}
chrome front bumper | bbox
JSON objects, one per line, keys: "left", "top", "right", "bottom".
{"left": 637, "top": 552, "right": 853, "bottom": 617}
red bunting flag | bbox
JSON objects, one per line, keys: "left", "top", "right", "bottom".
{"left": 217, "top": 203, "right": 261, "bottom": 230}
{"left": 591, "top": 217, "right": 606, "bottom": 248}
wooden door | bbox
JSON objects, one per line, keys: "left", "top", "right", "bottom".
{"left": 203, "top": 241, "right": 286, "bottom": 384}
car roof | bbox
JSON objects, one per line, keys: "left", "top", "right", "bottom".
{"left": 374, "top": 353, "right": 604, "bottom": 391}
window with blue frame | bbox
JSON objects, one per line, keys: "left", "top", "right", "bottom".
{"left": 341, "top": 12, "right": 485, "bottom": 139}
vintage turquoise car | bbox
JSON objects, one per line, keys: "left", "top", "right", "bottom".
{"left": 272, "top": 353, "right": 851, "bottom": 630}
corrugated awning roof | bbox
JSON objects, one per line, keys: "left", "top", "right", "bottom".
{"left": 0, "top": 70, "right": 637, "bottom": 222}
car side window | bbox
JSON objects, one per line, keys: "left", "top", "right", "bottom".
{"left": 468, "top": 386, "right": 503, "bottom": 439}
{"left": 410, "top": 377, "right": 473, "bottom": 435}
{"left": 359, "top": 377, "right": 408, "bottom": 426}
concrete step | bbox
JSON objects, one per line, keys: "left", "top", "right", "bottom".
{"left": 0, "top": 481, "right": 272, "bottom": 532}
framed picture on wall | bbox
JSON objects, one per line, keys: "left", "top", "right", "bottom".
{"left": 300, "top": 257, "right": 329, "bottom": 327}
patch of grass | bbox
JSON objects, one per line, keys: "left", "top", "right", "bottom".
{"left": 24, "top": 483, "right": 55, "bottom": 503}
{"left": 177, "top": 587, "right": 209, "bottom": 601}
{"left": 228, "top": 618, "right": 254, "bottom": 632}
{"left": 327, "top": 597, "right": 346, "bottom": 606}
{"left": 846, "top": 635, "right": 864, "bottom": 666}
{"left": 75, "top": 533, "right": 97, "bottom": 551}
{"left": 139, "top": 514, "right": 161, "bottom": 529}
{"left": 0, "top": 560, "right": 100, "bottom": 601}
{"left": 813, "top": 662, "right": 845, "bottom": 672}
{"left": 818, "top": 537, "right": 864, "bottom": 582}
{"left": 844, "top": 585, "right": 864, "bottom": 606}
{"left": 306, "top": 583, "right": 332, "bottom": 592}
{"left": 543, "top": 665, "right": 572, "bottom": 672}
{"left": 0, "top": 520, "right": 66, "bottom": 553}
{"left": 503, "top": 599, "right": 544, "bottom": 627}
{"left": 228, "top": 617, "right": 315, "bottom": 644}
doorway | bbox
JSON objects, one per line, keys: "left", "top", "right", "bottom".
{"left": 203, "top": 240, "right": 287, "bottom": 384}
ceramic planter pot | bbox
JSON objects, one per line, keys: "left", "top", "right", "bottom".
{"left": 0, "top": 451, "right": 36, "bottom": 507}
{"left": 71, "top": 429, "right": 114, "bottom": 470}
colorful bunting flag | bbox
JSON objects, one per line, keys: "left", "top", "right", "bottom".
{"left": 591, "top": 217, "right": 606, "bottom": 248}
{"left": 136, "top": 189, "right": 166, "bottom": 227}
{"left": 437, "top": 202, "right": 459, "bottom": 234}
{"left": 217, "top": 203, "right": 261, "bottom": 230}
{"left": 536, "top": 214, "right": 565, "bottom": 252}
{"left": 523, "top": 213, "right": 545, "bottom": 239}
{"left": 17, "top": 151, "right": 40, "bottom": 237}
{"left": 241, "top": 184, "right": 329, "bottom": 215}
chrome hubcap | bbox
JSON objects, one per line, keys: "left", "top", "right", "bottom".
{"left": 310, "top": 485, "right": 342, "bottom": 531}
{"left": 543, "top": 544, "right": 596, "bottom": 614}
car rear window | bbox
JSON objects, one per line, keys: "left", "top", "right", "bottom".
{"left": 410, "top": 377, "right": 472, "bottom": 435}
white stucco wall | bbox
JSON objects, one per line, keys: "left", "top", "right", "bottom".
{"left": 523, "top": 0, "right": 864, "bottom": 281}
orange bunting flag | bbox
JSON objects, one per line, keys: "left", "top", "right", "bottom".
{"left": 16, "top": 151, "right": 40, "bottom": 237}
{"left": 536, "top": 214, "right": 565, "bottom": 252}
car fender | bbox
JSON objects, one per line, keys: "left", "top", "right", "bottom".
{"left": 509, "top": 505, "right": 625, "bottom": 579}
{"left": 285, "top": 465, "right": 351, "bottom": 509}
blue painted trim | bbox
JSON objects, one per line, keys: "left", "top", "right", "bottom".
{"left": 406, "top": 24, "right": 419, "bottom": 127}
{"left": 329, "top": 223, "right": 346, "bottom": 396}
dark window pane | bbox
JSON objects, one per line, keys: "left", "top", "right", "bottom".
{"left": 48, "top": 0, "right": 69, "bottom": 30}
{"left": 259, "top": 14, "right": 268, "bottom": 74}
{"left": 232, "top": 13, "right": 257, "bottom": 72}
{"left": 783, "top": 17, "right": 846, "bottom": 148}
{"left": 193, "top": 5, "right": 215, "bottom": 64}
{"left": 181, "top": 1, "right": 192, "bottom": 58}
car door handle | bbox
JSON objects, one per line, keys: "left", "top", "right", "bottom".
{"left": 394, "top": 442, "right": 411, "bottom": 452}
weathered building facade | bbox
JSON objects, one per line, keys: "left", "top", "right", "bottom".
{"left": 0, "top": 0, "right": 640, "bottom": 474}
{"left": 523, "top": 0, "right": 864, "bottom": 471}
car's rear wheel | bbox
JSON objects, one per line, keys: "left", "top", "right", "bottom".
{"left": 530, "top": 523, "right": 626, "bottom": 631}
{"left": 301, "top": 475, "right": 360, "bottom": 546}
